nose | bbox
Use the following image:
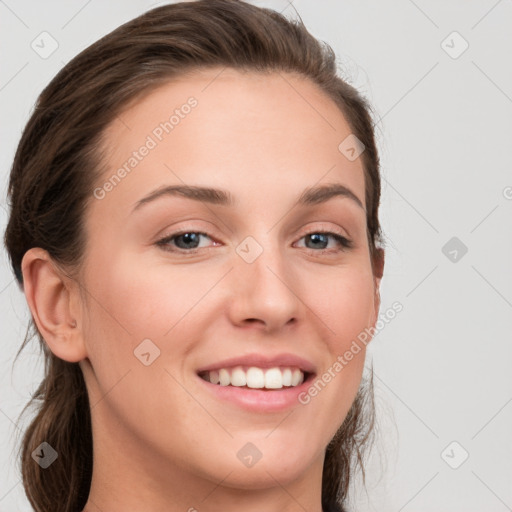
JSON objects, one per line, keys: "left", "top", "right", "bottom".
{"left": 226, "top": 236, "right": 302, "bottom": 333}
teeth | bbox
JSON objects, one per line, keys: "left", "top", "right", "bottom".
{"left": 209, "top": 370, "right": 220, "bottom": 385}
{"left": 231, "top": 367, "right": 247, "bottom": 386}
{"left": 247, "top": 367, "right": 264, "bottom": 388}
{"left": 219, "top": 369, "right": 230, "bottom": 386}
{"left": 291, "top": 368, "right": 304, "bottom": 386}
{"left": 282, "top": 368, "right": 292, "bottom": 387}
{"left": 264, "top": 368, "right": 282, "bottom": 389}
{"left": 200, "top": 366, "right": 306, "bottom": 389}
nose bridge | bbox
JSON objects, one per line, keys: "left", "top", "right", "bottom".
{"left": 228, "top": 230, "right": 301, "bottom": 329}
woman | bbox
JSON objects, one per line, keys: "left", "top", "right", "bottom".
{"left": 4, "top": 1, "right": 385, "bottom": 511}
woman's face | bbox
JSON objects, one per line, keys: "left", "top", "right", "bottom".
{"left": 77, "top": 68, "right": 382, "bottom": 502}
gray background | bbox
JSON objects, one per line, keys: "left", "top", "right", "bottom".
{"left": 1, "top": 1, "right": 511, "bottom": 510}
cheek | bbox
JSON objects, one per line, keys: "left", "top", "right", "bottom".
{"left": 299, "top": 264, "right": 374, "bottom": 413}
{"left": 79, "top": 253, "right": 168, "bottom": 380}
{"left": 84, "top": 250, "right": 202, "bottom": 339}
{"left": 80, "top": 248, "right": 224, "bottom": 397}
{"left": 79, "top": 252, "right": 199, "bottom": 425}
{"left": 307, "top": 263, "right": 376, "bottom": 346}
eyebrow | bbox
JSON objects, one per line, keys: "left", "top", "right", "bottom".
{"left": 131, "top": 182, "right": 364, "bottom": 213}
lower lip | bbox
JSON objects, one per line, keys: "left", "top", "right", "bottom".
{"left": 196, "top": 372, "right": 316, "bottom": 413}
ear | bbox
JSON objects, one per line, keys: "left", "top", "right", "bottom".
{"left": 21, "top": 247, "right": 87, "bottom": 363}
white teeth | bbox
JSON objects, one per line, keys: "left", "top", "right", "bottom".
{"left": 201, "top": 366, "right": 307, "bottom": 389}
{"left": 219, "top": 368, "right": 230, "bottom": 386}
{"left": 291, "top": 368, "right": 304, "bottom": 386}
{"left": 231, "top": 366, "right": 247, "bottom": 386}
{"left": 264, "top": 368, "right": 283, "bottom": 389}
{"left": 246, "top": 367, "right": 265, "bottom": 388}
{"left": 282, "top": 368, "right": 292, "bottom": 387}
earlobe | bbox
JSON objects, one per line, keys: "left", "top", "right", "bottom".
{"left": 21, "top": 247, "right": 87, "bottom": 363}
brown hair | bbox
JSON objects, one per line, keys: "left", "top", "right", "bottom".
{"left": 4, "top": 1, "right": 384, "bottom": 511}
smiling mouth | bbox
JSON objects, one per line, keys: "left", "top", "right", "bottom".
{"left": 197, "top": 366, "right": 314, "bottom": 390}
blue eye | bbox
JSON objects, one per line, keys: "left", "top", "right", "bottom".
{"left": 156, "top": 230, "right": 353, "bottom": 254}
{"left": 298, "top": 232, "right": 353, "bottom": 251}
{"left": 156, "top": 231, "right": 213, "bottom": 252}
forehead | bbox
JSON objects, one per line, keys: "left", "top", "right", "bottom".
{"left": 95, "top": 67, "right": 366, "bottom": 217}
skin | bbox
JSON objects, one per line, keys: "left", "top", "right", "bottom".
{"left": 22, "top": 68, "right": 384, "bottom": 512}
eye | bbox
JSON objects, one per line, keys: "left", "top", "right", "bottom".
{"left": 295, "top": 231, "right": 353, "bottom": 253}
{"left": 155, "top": 229, "right": 353, "bottom": 254}
{"left": 156, "top": 231, "right": 216, "bottom": 253}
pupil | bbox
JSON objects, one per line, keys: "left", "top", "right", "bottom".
{"left": 308, "top": 233, "right": 327, "bottom": 249}
{"left": 178, "top": 233, "right": 199, "bottom": 248}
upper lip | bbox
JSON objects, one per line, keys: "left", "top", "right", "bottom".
{"left": 196, "top": 353, "right": 317, "bottom": 375}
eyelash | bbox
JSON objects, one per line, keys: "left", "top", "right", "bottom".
{"left": 155, "top": 229, "right": 353, "bottom": 255}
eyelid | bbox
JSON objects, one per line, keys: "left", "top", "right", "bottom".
{"left": 155, "top": 221, "right": 350, "bottom": 242}
{"left": 297, "top": 221, "right": 350, "bottom": 239}
{"left": 152, "top": 220, "right": 219, "bottom": 242}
